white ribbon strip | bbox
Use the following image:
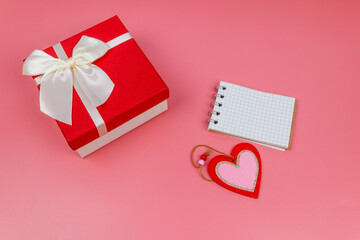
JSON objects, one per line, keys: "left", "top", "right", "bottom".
{"left": 26, "top": 32, "right": 133, "bottom": 137}
{"left": 107, "top": 32, "right": 132, "bottom": 49}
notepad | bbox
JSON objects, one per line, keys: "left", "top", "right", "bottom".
{"left": 208, "top": 81, "right": 296, "bottom": 150}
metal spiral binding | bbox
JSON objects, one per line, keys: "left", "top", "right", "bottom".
{"left": 215, "top": 85, "right": 227, "bottom": 91}
{"left": 207, "top": 84, "right": 227, "bottom": 125}
{"left": 212, "top": 93, "right": 225, "bottom": 100}
{"left": 208, "top": 110, "right": 220, "bottom": 116}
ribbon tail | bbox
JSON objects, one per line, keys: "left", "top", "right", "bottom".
{"left": 72, "top": 64, "right": 114, "bottom": 107}
{"left": 40, "top": 69, "right": 74, "bottom": 125}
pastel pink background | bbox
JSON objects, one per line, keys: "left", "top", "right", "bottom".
{"left": 1, "top": 0, "right": 359, "bottom": 239}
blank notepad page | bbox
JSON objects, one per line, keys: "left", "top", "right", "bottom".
{"left": 208, "top": 81, "right": 296, "bottom": 150}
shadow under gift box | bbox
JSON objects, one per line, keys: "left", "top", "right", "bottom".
{"left": 25, "top": 16, "right": 169, "bottom": 157}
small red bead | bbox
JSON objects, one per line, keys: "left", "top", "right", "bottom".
{"left": 200, "top": 154, "right": 207, "bottom": 160}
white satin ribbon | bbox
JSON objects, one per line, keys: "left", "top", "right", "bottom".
{"left": 23, "top": 33, "right": 133, "bottom": 136}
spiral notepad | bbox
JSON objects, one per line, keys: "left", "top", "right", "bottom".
{"left": 208, "top": 81, "right": 296, "bottom": 150}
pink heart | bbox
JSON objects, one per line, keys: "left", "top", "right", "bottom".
{"left": 216, "top": 150, "right": 259, "bottom": 192}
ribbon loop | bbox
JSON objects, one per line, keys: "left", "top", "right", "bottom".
{"left": 72, "top": 36, "right": 110, "bottom": 65}
{"left": 23, "top": 50, "right": 63, "bottom": 76}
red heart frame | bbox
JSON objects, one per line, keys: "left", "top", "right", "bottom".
{"left": 207, "top": 143, "right": 261, "bottom": 198}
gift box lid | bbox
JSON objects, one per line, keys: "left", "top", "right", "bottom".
{"left": 32, "top": 16, "right": 169, "bottom": 150}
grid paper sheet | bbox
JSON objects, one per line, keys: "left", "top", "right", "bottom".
{"left": 208, "top": 81, "right": 296, "bottom": 150}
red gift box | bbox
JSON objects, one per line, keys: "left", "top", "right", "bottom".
{"left": 24, "top": 16, "right": 169, "bottom": 157}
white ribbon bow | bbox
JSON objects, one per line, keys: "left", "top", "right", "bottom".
{"left": 22, "top": 36, "right": 114, "bottom": 125}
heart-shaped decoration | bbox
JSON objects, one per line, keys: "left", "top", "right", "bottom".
{"left": 207, "top": 143, "right": 261, "bottom": 198}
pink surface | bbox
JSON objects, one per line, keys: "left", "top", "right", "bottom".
{"left": 217, "top": 151, "right": 258, "bottom": 191}
{"left": 0, "top": 0, "right": 360, "bottom": 239}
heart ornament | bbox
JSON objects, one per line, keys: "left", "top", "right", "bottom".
{"left": 207, "top": 143, "right": 261, "bottom": 198}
